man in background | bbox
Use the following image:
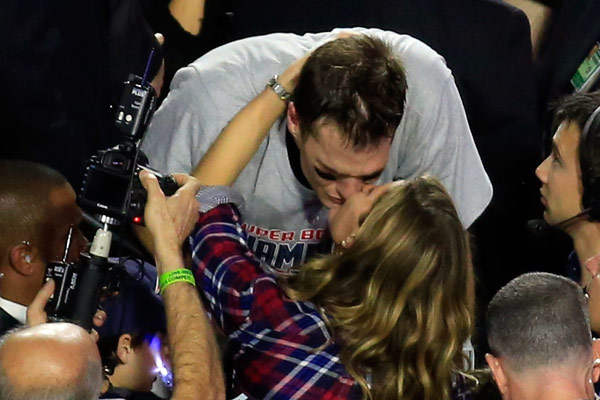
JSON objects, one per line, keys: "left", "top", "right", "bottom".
{"left": 0, "top": 160, "right": 87, "bottom": 334}
{"left": 486, "top": 272, "right": 600, "bottom": 399}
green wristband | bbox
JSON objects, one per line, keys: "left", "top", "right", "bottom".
{"left": 159, "top": 269, "right": 195, "bottom": 295}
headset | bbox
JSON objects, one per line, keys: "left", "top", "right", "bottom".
{"left": 579, "top": 104, "right": 600, "bottom": 221}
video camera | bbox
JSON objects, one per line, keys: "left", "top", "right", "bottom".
{"left": 79, "top": 74, "right": 178, "bottom": 226}
{"left": 45, "top": 225, "right": 117, "bottom": 330}
{"left": 45, "top": 71, "right": 176, "bottom": 330}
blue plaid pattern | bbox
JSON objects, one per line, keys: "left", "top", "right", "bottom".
{"left": 191, "top": 204, "right": 472, "bottom": 400}
{"left": 191, "top": 205, "right": 360, "bottom": 399}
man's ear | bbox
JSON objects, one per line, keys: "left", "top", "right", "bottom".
{"left": 116, "top": 333, "right": 133, "bottom": 364}
{"left": 592, "top": 339, "right": 600, "bottom": 383}
{"left": 485, "top": 353, "right": 509, "bottom": 395}
{"left": 287, "top": 102, "right": 302, "bottom": 140}
{"left": 8, "top": 243, "right": 37, "bottom": 276}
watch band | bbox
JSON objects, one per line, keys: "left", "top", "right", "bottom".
{"left": 266, "top": 74, "right": 292, "bottom": 102}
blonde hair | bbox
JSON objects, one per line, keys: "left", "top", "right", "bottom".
{"left": 284, "top": 176, "right": 474, "bottom": 400}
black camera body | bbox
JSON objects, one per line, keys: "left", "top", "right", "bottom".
{"left": 78, "top": 74, "right": 177, "bottom": 226}
{"left": 79, "top": 148, "right": 178, "bottom": 225}
{"left": 46, "top": 71, "right": 175, "bottom": 327}
{"left": 45, "top": 253, "right": 118, "bottom": 327}
{"left": 114, "top": 74, "right": 156, "bottom": 141}
{"left": 45, "top": 249, "right": 115, "bottom": 329}
{"left": 45, "top": 259, "right": 80, "bottom": 318}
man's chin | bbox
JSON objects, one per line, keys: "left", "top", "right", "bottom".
{"left": 543, "top": 211, "right": 573, "bottom": 229}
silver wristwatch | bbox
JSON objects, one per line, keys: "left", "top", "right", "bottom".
{"left": 266, "top": 74, "right": 292, "bottom": 102}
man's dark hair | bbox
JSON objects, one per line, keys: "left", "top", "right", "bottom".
{"left": 0, "top": 160, "right": 69, "bottom": 258}
{"left": 293, "top": 35, "right": 407, "bottom": 150}
{"left": 486, "top": 272, "right": 591, "bottom": 372}
{"left": 98, "top": 332, "right": 148, "bottom": 375}
{"left": 552, "top": 92, "right": 600, "bottom": 212}
{"left": 551, "top": 91, "right": 600, "bottom": 134}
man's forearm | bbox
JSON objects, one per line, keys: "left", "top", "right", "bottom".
{"left": 155, "top": 242, "right": 225, "bottom": 400}
{"left": 163, "top": 282, "right": 224, "bottom": 400}
{"left": 141, "top": 169, "right": 224, "bottom": 399}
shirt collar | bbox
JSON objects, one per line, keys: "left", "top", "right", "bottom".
{"left": 0, "top": 297, "right": 27, "bottom": 325}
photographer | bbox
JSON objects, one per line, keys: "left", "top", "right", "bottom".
{"left": 0, "top": 160, "right": 88, "bottom": 335}
{"left": 0, "top": 164, "right": 224, "bottom": 400}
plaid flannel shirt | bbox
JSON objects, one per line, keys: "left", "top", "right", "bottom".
{"left": 191, "top": 204, "right": 472, "bottom": 400}
{"left": 191, "top": 204, "right": 361, "bottom": 399}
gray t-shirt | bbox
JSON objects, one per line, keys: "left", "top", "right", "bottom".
{"left": 142, "top": 28, "right": 493, "bottom": 272}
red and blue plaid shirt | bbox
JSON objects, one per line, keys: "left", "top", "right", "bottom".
{"left": 191, "top": 204, "right": 472, "bottom": 400}
{"left": 191, "top": 205, "right": 361, "bottom": 399}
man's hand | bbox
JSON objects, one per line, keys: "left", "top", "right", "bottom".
{"left": 26, "top": 279, "right": 106, "bottom": 341}
{"left": 139, "top": 170, "right": 203, "bottom": 276}
{"left": 140, "top": 171, "right": 202, "bottom": 246}
{"left": 167, "top": 173, "right": 204, "bottom": 244}
{"left": 26, "top": 279, "right": 55, "bottom": 327}
{"left": 328, "top": 181, "right": 402, "bottom": 249}
{"left": 133, "top": 172, "right": 201, "bottom": 255}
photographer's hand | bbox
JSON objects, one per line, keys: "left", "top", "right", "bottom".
{"left": 26, "top": 279, "right": 55, "bottom": 327}
{"left": 133, "top": 171, "right": 202, "bottom": 257}
{"left": 167, "top": 173, "right": 203, "bottom": 245}
{"left": 26, "top": 279, "right": 106, "bottom": 340}
{"left": 139, "top": 170, "right": 183, "bottom": 273}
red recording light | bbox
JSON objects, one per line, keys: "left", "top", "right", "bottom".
{"left": 133, "top": 216, "right": 142, "bottom": 224}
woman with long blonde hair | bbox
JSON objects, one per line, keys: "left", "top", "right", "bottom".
{"left": 190, "top": 175, "right": 474, "bottom": 400}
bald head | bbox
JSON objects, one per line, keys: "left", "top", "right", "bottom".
{"left": 0, "top": 323, "right": 102, "bottom": 400}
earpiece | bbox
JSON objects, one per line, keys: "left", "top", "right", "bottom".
{"left": 580, "top": 105, "right": 600, "bottom": 220}
{"left": 24, "top": 255, "right": 32, "bottom": 263}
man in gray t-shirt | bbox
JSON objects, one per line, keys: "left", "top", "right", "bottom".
{"left": 142, "top": 28, "right": 492, "bottom": 272}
